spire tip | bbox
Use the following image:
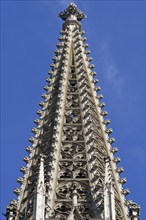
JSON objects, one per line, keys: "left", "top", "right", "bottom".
{"left": 59, "top": 3, "right": 86, "bottom": 21}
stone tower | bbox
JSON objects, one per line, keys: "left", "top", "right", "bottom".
{"left": 6, "top": 3, "right": 140, "bottom": 220}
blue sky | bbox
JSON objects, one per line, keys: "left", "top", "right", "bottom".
{"left": 1, "top": 0, "right": 145, "bottom": 219}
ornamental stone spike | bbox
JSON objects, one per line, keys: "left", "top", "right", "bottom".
{"left": 59, "top": 3, "right": 86, "bottom": 30}
{"left": 5, "top": 3, "right": 140, "bottom": 220}
{"left": 59, "top": 3, "right": 86, "bottom": 21}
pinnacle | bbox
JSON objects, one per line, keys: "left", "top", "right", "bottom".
{"left": 59, "top": 3, "right": 86, "bottom": 21}
{"left": 68, "top": 3, "right": 77, "bottom": 7}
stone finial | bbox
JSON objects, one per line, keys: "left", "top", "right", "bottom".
{"left": 59, "top": 3, "right": 86, "bottom": 21}
{"left": 6, "top": 200, "right": 17, "bottom": 220}
{"left": 129, "top": 202, "right": 140, "bottom": 220}
{"left": 6, "top": 207, "right": 16, "bottom": 220}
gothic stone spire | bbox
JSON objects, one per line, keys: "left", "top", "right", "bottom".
{"left": 6, "top": 3, "right": 140, "bottom": 220}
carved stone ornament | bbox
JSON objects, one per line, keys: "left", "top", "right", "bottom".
{"left": 129, "top": 202, "right": 140, "bottom": 219}
{"left": 59, "top": 3, "right": 86, "bottom": 21}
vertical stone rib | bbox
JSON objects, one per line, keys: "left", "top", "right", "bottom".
{"left": 79, "top": 41, "right": 129, "bottom": 219}
{"left": 104, "top": 157, "right": 116, "bottom": 220}
{"left": 33, "top": 155, "right": 45, "bottom": 220}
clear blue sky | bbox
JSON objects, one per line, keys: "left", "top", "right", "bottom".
{"left": 1, "top": 0, "right": 145, "bottom": 219}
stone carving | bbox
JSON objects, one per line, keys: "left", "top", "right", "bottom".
{"left": 6, "top": 4, "right": 140, "bottom": 220}
{"left": 59, "top": 3, "right": 86, "bottom": 21}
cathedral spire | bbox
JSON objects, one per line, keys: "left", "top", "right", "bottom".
{"left": 6, "top": 3, "right": 140, "bottom": 220}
